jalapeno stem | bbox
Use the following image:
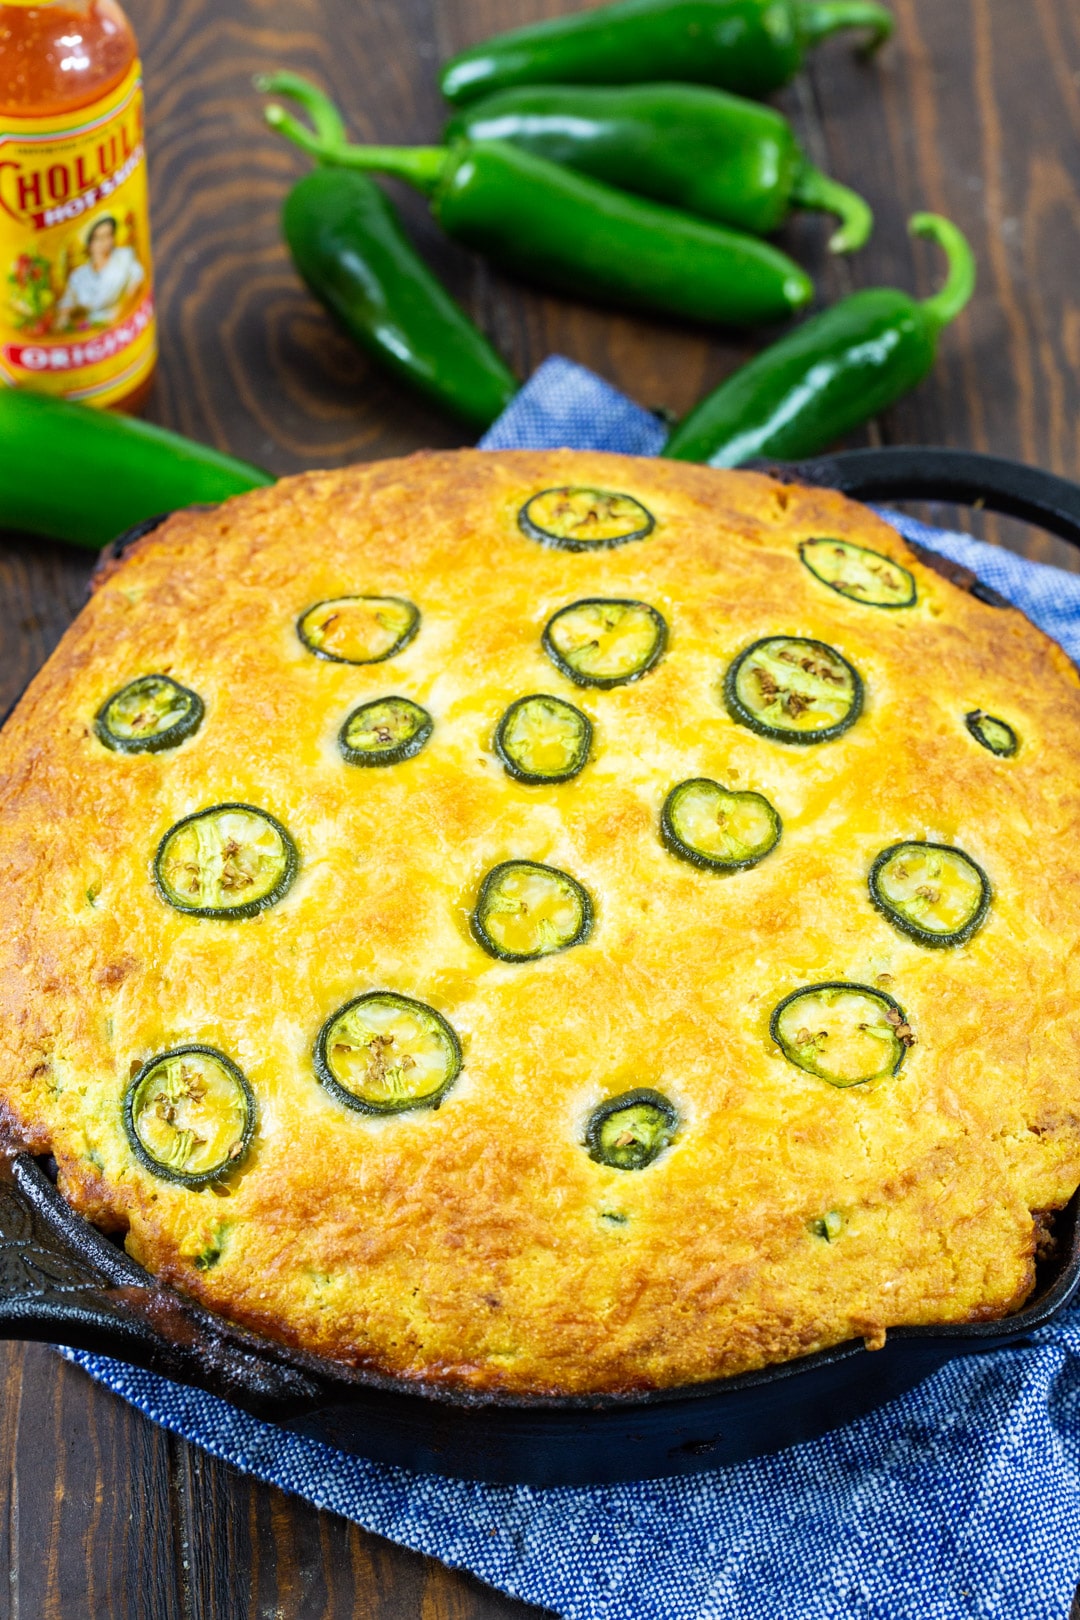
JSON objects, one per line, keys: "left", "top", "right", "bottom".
{"left": 790, "top": 163, "right": 873, "bottom": 254}
{"left": 263, "top": 99, "right": 448, "bottom": 195}
{"left": 798, "top": 1, "right": 894, "bottom": 54}
{"left": 911, "top": 212, "right": 976, "bottom": 333}
{"left": 253, "top": 72, "right": 348, "bottom": 147}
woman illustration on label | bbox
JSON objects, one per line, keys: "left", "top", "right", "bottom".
{"left": 56, "top": 215, "right": 144, "bottom": 330}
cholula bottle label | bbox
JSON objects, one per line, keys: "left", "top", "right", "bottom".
{"left": 0, "top": 58, "right": 156, "bottom": 407}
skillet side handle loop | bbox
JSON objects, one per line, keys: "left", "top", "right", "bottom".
{"left": 752, "top": 445, "right": 1080, "bottom": 554}
{"left": 0, "top": 1149, "right": 167, "bottom": 1358}
{"left": 0, "top": 1152, "right": 324, "bottom": 1415}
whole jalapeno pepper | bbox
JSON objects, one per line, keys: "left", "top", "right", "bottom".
{"left": 0, "top": 388, "right": 271, "bottom": 548}
{"left": 445, "top": 82, "right": 872, "bottom": 253}
{"left": 257, "top": 75, "right": 518, "bottom": 429}
{"left": 661, "top": 213, "right": 974, "bottom": 466}
{"left": 263, "top": 90, "right": 814, "bottom": 330}
{"left": 439, "top": 0, "right": 893, "bottom": 105}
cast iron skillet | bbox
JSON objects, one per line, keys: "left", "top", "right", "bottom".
{"left": 2, "top": 446, "right": 1079, "bottom": 1487}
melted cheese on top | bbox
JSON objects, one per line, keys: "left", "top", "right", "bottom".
{"left": 1, "top": 450, "right": 1079, "bottom": 1395}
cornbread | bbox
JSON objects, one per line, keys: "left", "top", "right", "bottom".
{"left": 1, "top": 448, "right": 1079, "bottom": 1396}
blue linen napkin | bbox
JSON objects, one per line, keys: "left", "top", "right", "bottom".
{"left": 62, "top": 355, "right": 1080, "bottom": 1620}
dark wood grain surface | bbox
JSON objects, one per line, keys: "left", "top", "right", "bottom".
{"left": 2, "top": 1, "right": 1079, "bottom": 1614}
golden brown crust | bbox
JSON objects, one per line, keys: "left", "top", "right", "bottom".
{"left": 1, "top": 449, "right": 1079, "bottom": 1395}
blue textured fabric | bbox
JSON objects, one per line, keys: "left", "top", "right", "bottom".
{"left": 62, "top": 355, "right": 1080, "bottom": 1619}
{"left": 478, "top": 355, "right": 669, "bottom": 458}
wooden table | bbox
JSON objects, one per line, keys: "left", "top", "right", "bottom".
{"left": 2, "top": 1, "right": 1079, "bottom": 1614}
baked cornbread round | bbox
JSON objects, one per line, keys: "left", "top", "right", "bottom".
{"left": 2, "top": 448, "right": 1079, "bottom": 1397}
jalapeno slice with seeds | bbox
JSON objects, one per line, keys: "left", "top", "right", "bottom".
{"left": 314, "top": 991, "right": 461, "bottom": 1115}
{"left": 123, "top": 1045, "right": 255, "bottom": 1186}
{"left": 724, "top": 636, "right": 862, "bottom": 743}
{"left": 771, "top": 982, "right": 913, "bottom": 1088}
{"left": 471, "top": 859, "right": 592, "bottom": 962}
{"left": 155, "top": 803, "right": 298, "bottom": 919}
{"left": 494, "top": 694, "right": 592, "bottom": 783}
{"left": 965, "top": 709, "right": 1018, "bottom": 757}
{"left": 297, "top": 595, "right": 419, "bottom": 664}
{"left": 661, "top": 778, "right": 781, "bottom": 872}
{"left": 869, "top": 840, "right": 990, "bottom": 947}
{"left": 585, "top": 1089, "right": 678, "bottom": 1171}
{"left": 799, "top": 538, "right": 916, "bottom": 608}
{"left": 519, "top": 486, "right": 655, "bottom": 552}
{"left": 339, "top": 696, "right": 433, "bottom": 766}
{"left": 95, "top": 674, "right": 204, "bottom": 754}
{"left": 543, "top": 597, "right": 667, "bottom": 689}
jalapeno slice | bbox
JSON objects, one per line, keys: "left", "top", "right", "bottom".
{"left": 799, "top": 538, "right": 916, "bottom": 608}
{"left": 724, "top": 636, "right": 862, "bottom": 743}
{"left": 123, "top": 1044, "right": 255, "bottom": 1186}
{"left": 585, "top": 1089, "right": 678, "bottom": 1171}
{"left": 543, "top": 598, "right": 667, "bottom": 689}
{"left": 314, "top": 991, "right": 462, "bottom": 1115}
{"left": 810, "top": 1210, "right": 844, "bottom": 1242}
{"left": 95, "top": 674, "right": 204, "bottom": 754}
{"left": 519, "top": 486, "right": 655, "bottom": 552}
{"left": 471, "top": 859, "right": 593, "bottom": 962}
{"left": 771, "top": 982, "right": 913, "bottom": 1088}
{"left": 494, "top": 694, "right": 592, "bottom": 783}
{"left": 155, "top": 803, "right": 299, "bottom": 919}
{"left": 869, "top": 840, "right": 990, "bottom": 947}
{"left": 965, "top": 709, "right": 1018, "bottom": 757}
{"left": 339, "top": 696, "right": 433, "bottom": 767}
{"left": 297, "top": 595, "right": 419, "bottom": 665}
{"left": 661, "top": 778, "right": 781, "bottom": 872}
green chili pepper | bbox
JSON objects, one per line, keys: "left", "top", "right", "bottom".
{"left": 264, "top": 93, "right": 814, "bottom": 329}
{"left": 0, "top": 388, "right": 271, "bottom": 549}
{"left": 445, "top": 84, "right": 871, "bottom": 253}
{"left": 439, "top": 0, "right": 893, "bottom": 105}
{"left": 662, "top": 213, "right": 974, "bottom": 466}
{"left": 257, "top": 75, "right": 518, "bottom": 429}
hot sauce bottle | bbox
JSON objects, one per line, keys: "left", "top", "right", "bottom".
{"left": 0, "top": 0, "right": 156, "bottom": 409}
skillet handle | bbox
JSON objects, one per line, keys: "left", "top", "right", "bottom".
{"left": 753, "top": 446, "right": 1080, "bottom": 553}
{"left": 0, "top": 1152, "right": 186, "bottom": 1361}
{"left": 0, "top": 1153, "right": 323, "bottom": 1413}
